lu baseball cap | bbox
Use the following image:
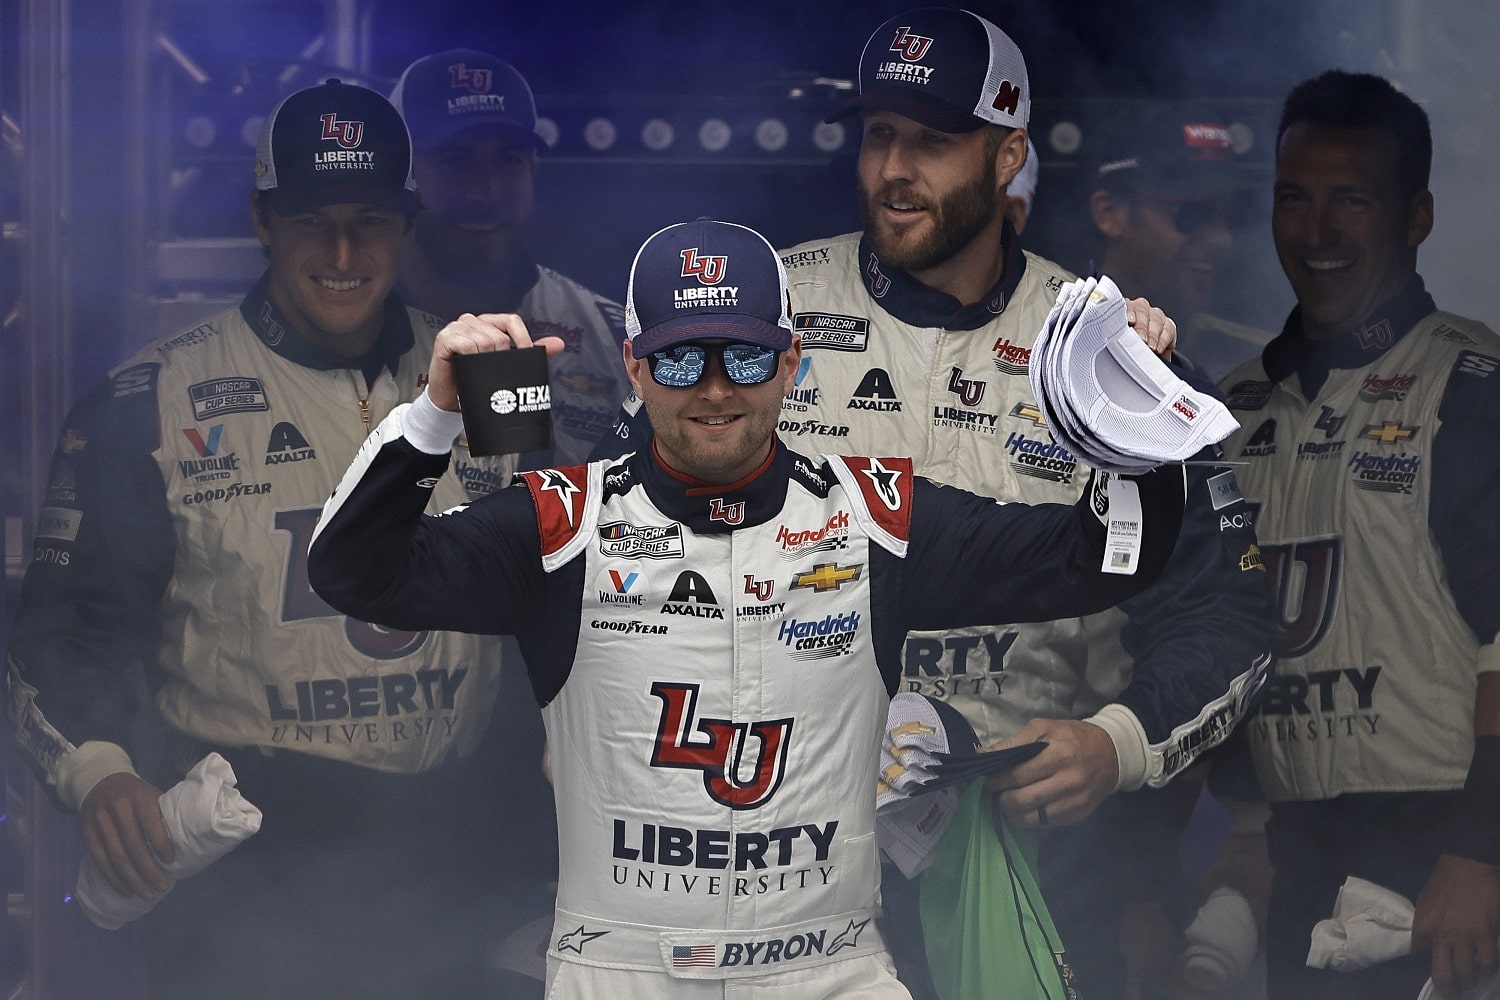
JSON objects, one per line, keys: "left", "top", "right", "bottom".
{"left": 624, "top": 219, "right": 793, "bottom": 356}
{"left": 1093, "top": 109, "right": 1250, "bottom": 199}
{"left": 254, "top": 79, "right": 419, "bottom": 215}
{"left": 390, "top": 49, "right": 545, "bottom": 154}
{"left": 827, "top": 7, "right": 1030, "bottom": 133}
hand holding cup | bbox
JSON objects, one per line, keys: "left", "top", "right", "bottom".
{"left": 428, "top": 313, "right": 568, "bottom": 457}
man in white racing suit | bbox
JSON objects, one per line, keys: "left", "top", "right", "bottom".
{"left": 307, "top": 219, "right": 1193, "bottom": 999}
{"left": 592, "top": 9, "right": 1274, "bottom": 994}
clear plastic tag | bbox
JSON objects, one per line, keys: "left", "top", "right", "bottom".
{"left": 1102, "top": 476, "right": 1143, "bottom": 575}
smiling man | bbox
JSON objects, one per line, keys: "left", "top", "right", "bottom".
{"left": 1219, "top": 69, "right": 1500, "bottom": 1000}
{"left": 5, "top": 79, "right": 516, "bottom": 999}
{"left": 305, "top": 217, "right": 1197, "bottom": 1000}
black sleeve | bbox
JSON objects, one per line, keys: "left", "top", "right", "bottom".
{"left": 588, "top": 390, "right": 650, "bottom": 463}
{"left": 902, "top": 465, "right": 1186, "bottom": 631}
{"left": 307, "top": 425, "right": 546, "bottom": 637}
{"left": 6, "top": 369, "right": 175, "bottom": 768}
{"left": 1431, "top": 349, "right": 1500, "bottom": 645}
{"left": 1111, "top": 443, "right": 1276, "bottom": 759}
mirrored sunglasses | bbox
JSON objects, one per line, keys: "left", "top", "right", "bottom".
{"left": 646, "top": 342, "right": 782, "bottom": 388}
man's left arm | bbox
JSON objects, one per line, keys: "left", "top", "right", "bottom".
{"left": 901, "top": 464, "right": 1187, "bottom": 631}
{"left": 988, "top": 366, "right": 1275, "bottom": 826}
{"left": 1412, "top": 348, "right": 1500, "bottom": 994}
{"left": 1101, "top": 446, "right": 1276, "bottom": 788}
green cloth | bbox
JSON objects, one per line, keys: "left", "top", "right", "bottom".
{"left": 919, "top": 780, "right": 1080, "bottom": 1000}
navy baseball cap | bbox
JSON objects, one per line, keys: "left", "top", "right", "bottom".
{"left": 624, "top": 219, "right": 793, "bottom": 356}
{"left": 390, "top": 49, "right": 546, "bottom": 154}
{"left": 254, "top": 79, "right": 419, "bottom": 215}
{"left": 827, "top": 7, "right": 1030, "bottom": 134}
{"left": 1094, "top": 109, "right": 1251, "bottom": 199}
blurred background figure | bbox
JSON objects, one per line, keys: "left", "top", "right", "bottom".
{"left": 390, "top": 47, "right": 628, "bottom": 466}
{"left": 1086, "top": 107, "right": 1271, "bottom": 381}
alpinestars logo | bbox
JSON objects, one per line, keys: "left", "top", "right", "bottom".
{"left": 319, "top": 114, "right": 364, "bottom": 149}
{"left": 650, "top": 681, "right": 793, "bottom": 809}
{"left": 557, "top": 925, "right": 608, "bottom": 955}
{"left": 680, "top": 248, "right": 727, "bottom": 285}
{"left": 861, "top": 458, "right": 903, "bottom": 510}
{"left": 538, "top": 469, "right": 582, "bottom": 527}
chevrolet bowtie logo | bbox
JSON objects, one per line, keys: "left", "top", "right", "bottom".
{"left": 791, "top": 562, "right": 862, "bottom": 592}
{"left": 1011, "top": 402, "right": 1046, "bottom": 426}
{"left": 1360, "top": 421, "right": 1417, "bottom": 444}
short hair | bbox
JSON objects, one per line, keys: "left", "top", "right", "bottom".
{"left": 982, "top": 124, "right": 1015, "bottom": 163}
{"left": 1277, "top": 70, "right": 1432, "bottom": 200}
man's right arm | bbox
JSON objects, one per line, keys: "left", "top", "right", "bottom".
{"left": 5, "top": 371, "right": 178, "bottom": 895}
{"left": 307, "top": 392, "right": 546, "bottom": 637}
{"left": 6, "top": 373, "right": 173, "bottom": 805}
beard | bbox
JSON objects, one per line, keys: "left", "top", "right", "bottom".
{"left": 860, "top": 157, "right": 999, "bottom": 274}
{"left": 639, "top": 393, "right": 781, "bottom": 484}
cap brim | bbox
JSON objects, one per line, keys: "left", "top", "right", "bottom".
{"left": 265, "top": 185, "right": 421, "bottom": 216}
{"left": 825, "top": 93, "right": 986, "bottom": 134}
{"left": 631, "top": 315, "right": 792, "bottom": 357}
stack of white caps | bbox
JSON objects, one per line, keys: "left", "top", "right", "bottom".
{"left": 1029, "top": 275, "right": 1240, "bottom": 473}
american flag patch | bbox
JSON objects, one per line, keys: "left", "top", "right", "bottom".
{"left": 671, "top": 944, "right": 717, "bottom": 967}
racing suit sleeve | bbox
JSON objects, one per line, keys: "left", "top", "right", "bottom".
{"left": 1430, "top": 348, "right": 1500, "bottom": 865}
{"left": 1072, "top": 361, "right": 1275, "bottom": 798}
{"left": 5, "top": 372, "right": 176, "bottom": 811}
{"left": 588, "top": 388, "right": 648, "bottom": 463}
{"left": 307, "top": 398, "right": 546, "bottom": 638}
{"left": 1108, "top": 441, "right": 1276, "bottom": 781}
{"left": 901, "top": 465, "right": 1187, "bottom": 630}
{"left": 1431, "top": 350, "right": 1500, "bottom": 675}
